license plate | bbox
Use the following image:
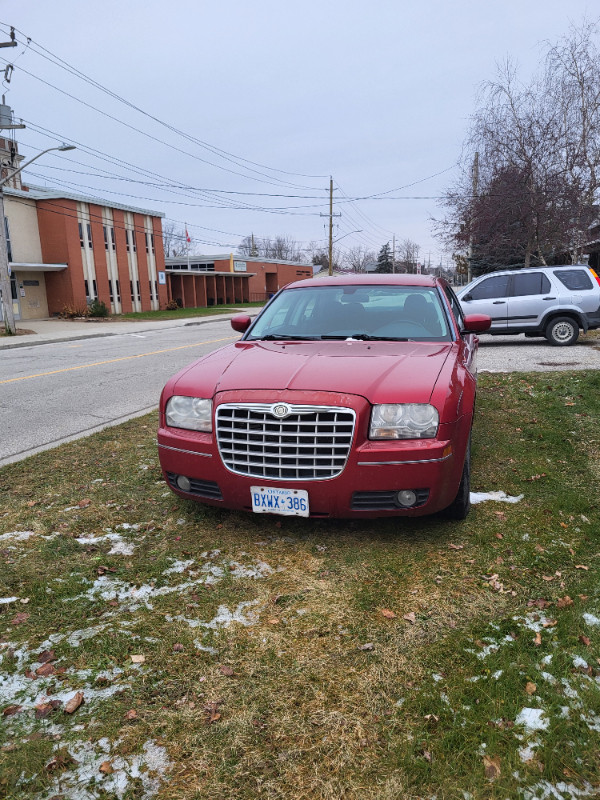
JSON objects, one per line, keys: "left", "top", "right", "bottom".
{"left": 250, "top": 486, "right": 309, "bottom": 517}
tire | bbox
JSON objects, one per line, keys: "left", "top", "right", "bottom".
{"left": 545, "top": 316, "right": 579, "bottom": 346}
{"left": 445, "top": 438, "right": 471, "bottom": 520}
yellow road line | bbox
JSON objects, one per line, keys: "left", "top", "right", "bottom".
{"left": 1, "top": 336, "right": 237, "bottom": 385}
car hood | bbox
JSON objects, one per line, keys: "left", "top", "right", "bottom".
{"left": 172, "top": 340, "right": 453, "bottom": 404}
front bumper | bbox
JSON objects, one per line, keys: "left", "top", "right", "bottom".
{"left": 157, "top": 390, "right": 470, "bottom": 518}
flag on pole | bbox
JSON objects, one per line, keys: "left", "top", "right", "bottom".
{"left": 185, "top": 225, "right": 191, "bottom": 243}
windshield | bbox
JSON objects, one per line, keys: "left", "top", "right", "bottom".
{"left": 247, "top": 285, "right": 452, "bottom": 342}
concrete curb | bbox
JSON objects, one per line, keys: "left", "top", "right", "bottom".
{"left": 0, "top": 312, "right": 255, "bottom": 351}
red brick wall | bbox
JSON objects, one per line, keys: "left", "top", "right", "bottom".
{"left": 37, "top": 198, "right": 87, "bottom": 315}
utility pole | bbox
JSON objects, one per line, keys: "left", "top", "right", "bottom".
{"left": 320, "top": 177, "right": 341, "bottom": 276}
{"left": 467, "top": 151, "right": 479, "bottom": 284}
{"left": 0, "top": 27, "right": 19, "bottom": 334}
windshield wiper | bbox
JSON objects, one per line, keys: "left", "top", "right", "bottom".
{"left": 257, "top": 334, "right": 322, "bottom": 341}
{"left": 320, "top": 333, "right": 411, "bottom": 341}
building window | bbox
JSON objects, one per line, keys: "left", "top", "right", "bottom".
{"left": 87, "top": 224, "right": 93, "bottom": 249}
{"left": 126, "top": 230, "right": 130, "bottom": 252}
{"left": 103, "top": 226, "right": 109, "bottom": 250}
{"left": 4, "top": 216, "right": 12, "bottom": 262}
{"left": 78, "top": 222, "right": 84, "bottom": 248}
{"left": 131, "top": 230, "right": 137, "bottom": 253}
{"left": 110, "top": 228, "right": 116, "bottom": 251}
{"left": 136, "top": 280, "right": 141, "bottom": 301}
{"left": 115, "top": 279, "right": 120, "bottom": 301}
{"left": 130, "top": 280, "right": 134, "bottom": 301}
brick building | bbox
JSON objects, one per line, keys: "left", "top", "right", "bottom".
{"left": 165, "top": 254, "right": 314, "bottom": 307}
{"left": 1, "top": 183, "right": 168, "bottom": 322}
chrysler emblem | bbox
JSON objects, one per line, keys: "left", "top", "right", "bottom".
{"left": 271, "top": 403, "right": 291, "bottom": 419}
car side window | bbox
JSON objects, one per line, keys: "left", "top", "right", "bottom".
{"left": 553, "top": 269, "right": 594, "bottom": 291}
{"left": 444, "top": 286, "right": 464, "bottom": 328}
{"left": 468, "top": 275, "right": 510, "bottom": 300}
{"left": 511, "top": 272, "right": 551, "bottom": 296}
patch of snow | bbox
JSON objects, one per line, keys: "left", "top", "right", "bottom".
{"left": 580, "top": 712, "right": 600, "bottom": 732}
{"left": 492, "top": 670, "right": 503, "bottom": 680}
{"left": 432, "top": 673, "right": 443, "bottom": 682}
{"left": 583, "top": 613, "right": 600, "bottom": 627}
{"left": 0, "top": 596, "right": 18, "bottom": 604}
{"left": 540, "top": 672, "right": 556, "bottom": 685}
{"left": 572, "top": 656, "right": 588, "bottom": 670}
{"left": 522, "top": 533, "right": 530, "bottom": 541}
{"left": 39, "top": 738, "right": 171, "bottom": 799}
{"left": 521, "top": 780, "right": 596, "bottom": 799}
{"left": 194, "top": 641, "right": 219, "bottom": 655}
{"left": 561, "top": 679, "right": 580, "bottom": 701}
{"left": 162, "top": 559, "right": 195, "bottom": 575}
{"left": 75, "top": 531, "right": 137, "bottom": 556}
{"left": 0, "top": 530, "right": 36, "bottom": 542}
{"left": 515, "top": 708, "right": 549, "bottom": 732}
{"left": 519, "top": 739, "right": 540, "bottom": 763}
{"left": 541, "top": 654, "right": 553, "bottom": 665}
{"left": 470, "top": 491, "right": 524, "bottom": 505}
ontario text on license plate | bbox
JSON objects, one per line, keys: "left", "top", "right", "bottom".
{"left": 250, "top": 486, "right": 309, "bottom": 517}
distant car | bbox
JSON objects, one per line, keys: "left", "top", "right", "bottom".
{"left": 457, "top": 265, "right": 600, "bottom": 345}
{"left": 157, "top": 275, "right": 491, "bottom": 520}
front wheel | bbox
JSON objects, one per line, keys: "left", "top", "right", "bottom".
{"left": 445, "top": 438, "right": 471, "bottom": 520}
{"left": 545, "top": 316, "right": 579, "bottom": 346}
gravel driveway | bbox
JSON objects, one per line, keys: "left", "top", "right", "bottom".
{"left": 477, "top": 332, "right": 600, "bottom": 372}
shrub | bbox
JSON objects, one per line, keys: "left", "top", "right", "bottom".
{"left": 88, "top": 299, "right": 109, "bottom": 317}
{"left": 164, "top": 299, "right": 179, "bottom": 310}
{"left": 59, "top": 304, "right": 89, "bottom": 319}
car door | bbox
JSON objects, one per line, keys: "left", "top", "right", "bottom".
{"left": 505, "top": 271, "right": 553, "bottom": 331}
{"left": 459, "top": 274, "right": 510, "bottom": 331}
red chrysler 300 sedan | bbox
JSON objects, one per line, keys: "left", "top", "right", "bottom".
{"left": 158, "top": 275, "right": 491, "bottom": 520}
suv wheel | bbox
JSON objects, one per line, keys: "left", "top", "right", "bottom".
{"left": 545, "top": 316, "right": 579, "bottom": 346}
{"left": 445, "top": 438, "right": 471, "bottom": 520}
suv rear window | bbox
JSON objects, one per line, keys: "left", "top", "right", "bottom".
{"left": 553, "top": 269, "right": 593, "bottom": 291}
{"left": 511, "top": 272, "right": 551, "bottom": 296}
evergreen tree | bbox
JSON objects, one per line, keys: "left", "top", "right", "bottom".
{"left": 375, "top": 243, "right": 393, "bottom": 273}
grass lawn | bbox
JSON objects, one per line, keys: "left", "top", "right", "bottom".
{"left": 119, "top": 303, "right": 265, "bottom": 322}
{"left": 1, "top": 371, "right": 599, "bottom": 799}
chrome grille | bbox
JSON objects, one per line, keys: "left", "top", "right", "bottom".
{"left": 216, "top": 403, "right": 356, "bottom": 480}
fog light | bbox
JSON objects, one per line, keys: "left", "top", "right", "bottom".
{"left": 176, "top": 475, "right": 191, "bottom": 492}
{"left": 396, "top": 490, "right": 417, "bottom": 507}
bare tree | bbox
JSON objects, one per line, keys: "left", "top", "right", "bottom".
{"left": 163, "top": 222, "right": 193, "bottom": 258}
{"left": 397, "top": 238, "right": 421, "bottom": 273}
{"left": 237, "top": 234, "right": 306, "bottom": 262}
{"left": 342, "top": 245, "right": 376, "bottom": 272}
{"left": 437, "top": 21, "right": 600, "bottom": 273}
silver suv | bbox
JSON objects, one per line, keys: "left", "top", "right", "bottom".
{"left": 457, "top": 265, "right": 600, "bottom": 346}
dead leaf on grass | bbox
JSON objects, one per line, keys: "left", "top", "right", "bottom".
{"left": 380, "top": 608, "right": 396, "bottom": 619}
{"left": 64, "top": 692, "right": 84, "bottom": 714}
{"left": 35, "top": 663, "right": 55, "bottom": 678}
{"left": 533, "top": 632, "right": 542, "bottom": 647}
{"left": 10, "top": 612, "right": 29, "bottom": 625}
{"left": 403, "top": 612, "right": 416, "bottom": 624}
{"left": 130, "top": 654, "right": 145, "bottom": 664}
{"left": 448, "top": 543, "right": 464, "bottom": 550}
{"left": 78, "top": 498, "right": 92, "bottom": 508}
{"left": 37, "top": 649, "right": 56, "bottom": 664}
{"left": 124, "top": 709, "right": 138, "bottom": 720}
{"left": 35, "top": 700, "right": 62, "bottom": 718}
{"left": 99, "top": 761, "right": 114, "bottom": 775}
{"left": 173, "top": 643, "right": 185, "bottom": 652}
{"left": 525, "top": 681, "right": 537, "bottom": 695}
{"left": 557, "top": 596, "right": 574, "bottom": 608}
{"left": 3, "top": 705, "right": 23, "bottom": 716}
{"left": 204, "top": 699, "right": 223, "bottom": 724}
{"left": 358, "top": 642, "right": 374, "bottom": 651}
{"left": 219, "top": 665, "right": 235, "bottom": 676}
{"left": 483, "top": 755, "right": 501, "bottom": 780}
{"left": 579, "top": 635, "right": 591, "bottom": 647}
{"left": 575, "top": 565, "right": 589, "bottom": 571}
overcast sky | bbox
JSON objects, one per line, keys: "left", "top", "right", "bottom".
{"left": 1, "top": 0, "right": 597, "bottom": 266}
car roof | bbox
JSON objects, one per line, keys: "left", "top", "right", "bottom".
{"left": 286, "top": 274, "right": 442, "bottom": 290}
{"left": 468, "top": 264, "right": 591, "bottom": 280}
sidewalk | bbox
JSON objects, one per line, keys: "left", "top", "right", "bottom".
{"left": 0, "top": 312, "right": 251, "bottom": 350}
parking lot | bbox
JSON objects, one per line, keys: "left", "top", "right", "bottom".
{"left": 477, "top": 331, "right": 600, "bottom": 372}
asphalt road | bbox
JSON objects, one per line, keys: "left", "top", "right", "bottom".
{"left": 1, "top": 324, "right": 599, "bottom": 466}
{"left": 0, "top": 319, "right": 240, "bottom": 466}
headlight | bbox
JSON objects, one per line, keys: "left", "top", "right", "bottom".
{"left": 166, "top": 396, "right": 212, "bottom": 432}
{"left": 369, "top": 403, "right": 439, "bottom": 439}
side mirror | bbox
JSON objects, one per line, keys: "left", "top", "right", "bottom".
{"left": 462, "top": 293, "right": 473, "bottom": 302}
{"left": 231, "top": 314, "right": 252, "bottom": 333}
{"left": 462, "top": 314, "right": 491, "bottom": 333}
